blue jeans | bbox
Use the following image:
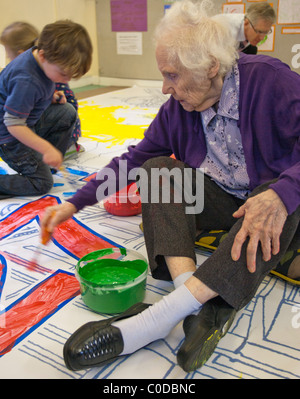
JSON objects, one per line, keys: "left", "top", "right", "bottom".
{"left": 0, "top": 102, "right": 76, "bottom": 198}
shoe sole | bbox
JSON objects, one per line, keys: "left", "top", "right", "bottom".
{"left": 178, "top": 327, "right": 221, "bottom": 372}
{"left": 178, "top": 308, "right": 236, "bottom": 372}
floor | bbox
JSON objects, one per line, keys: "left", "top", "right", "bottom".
{"left": 73, "top": 85, "right": 129, "bottom": 100}
{"left": 0, "top": 85, "right": 299, "bottom": 380}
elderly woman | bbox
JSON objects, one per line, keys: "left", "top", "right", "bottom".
{"left": 42, "top": 0, "right": 300, "bottom": 372}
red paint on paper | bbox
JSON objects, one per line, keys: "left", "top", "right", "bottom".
{"left": 0, "top": 195, "right": 120, "bottom": 356}
{"left": 0, "top": 251, "right": 53, "bottom": 275}
{"left": 0, "top": 196, "right": 56, "bottom": 240}
{"left": 0, "top": 195, "right": 116, "bottom": 259}
{"left": 0, "top": 271, "right": 80, "bottom": 356}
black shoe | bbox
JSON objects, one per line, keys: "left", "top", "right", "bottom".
{"left": 177, "top": 297, "right": 236, "bottom": 372}
{"left": 63, "top": 302, "right": 150, "bottom": 371}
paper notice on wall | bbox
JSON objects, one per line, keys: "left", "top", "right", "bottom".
{"left": 116, "top": 32, "right": 142, "bottom": 55}
{"left": 222, "top": 3, "right": 245, "bottom": 13}
{"left": 278, "top": 0, "right": 300, "bottom": 24}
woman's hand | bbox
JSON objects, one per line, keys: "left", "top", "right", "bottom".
{"left": 40, "top": 202, "right": 78, "bottom": 243}
{"left": 231, "top": 189, "right": 288, "bottom": 273}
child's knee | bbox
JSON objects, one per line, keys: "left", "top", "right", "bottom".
{"left": 36, "top": 173, "right": 54, "bottom": 195}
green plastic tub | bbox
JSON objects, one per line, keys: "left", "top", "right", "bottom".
{"left": 75, "top": 248, "right": 148, "bottom": 314}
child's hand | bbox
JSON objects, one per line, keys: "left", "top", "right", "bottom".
{"left": 43, "top": 146, "right": 63, "bottom": 169}
{"left": 52, "top": 90, "right": 67, "bottom": 104}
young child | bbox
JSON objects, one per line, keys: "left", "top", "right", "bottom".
{"left": 0, "top": 20, "right": 92, "bottom": 198}
{"left": 0, "top": 21, "right": 39, "bottom": 60}
{"left": 0, "top": 21, "right": 84, "bottom": 158}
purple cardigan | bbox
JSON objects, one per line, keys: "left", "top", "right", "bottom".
{"left": 69, "top": 54, "right": 300, "bottom": 215}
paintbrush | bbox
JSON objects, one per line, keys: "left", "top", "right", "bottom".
{"left": 58, "top": 165, "right": 77, "bottom": 185}
{"left": 59, "top": 165, "right": 68, "bottom": 178}
{"left": 27, "top": 212, "right": 55, "bottom": 270}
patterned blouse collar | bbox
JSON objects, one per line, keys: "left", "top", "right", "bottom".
{"left": 201, "top": 62, "right": 240, "bottom": 126}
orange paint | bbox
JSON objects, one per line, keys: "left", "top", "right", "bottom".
{"left": 41, "top": 229, "right": 51, "bottom": 245}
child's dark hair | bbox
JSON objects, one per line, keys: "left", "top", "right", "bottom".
{"left": 38, "top": 20, "right": 92, "bottom": 79}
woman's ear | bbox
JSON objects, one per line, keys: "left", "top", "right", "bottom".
{"left": 207, "top": 58, "right": 220, "bottom": 79}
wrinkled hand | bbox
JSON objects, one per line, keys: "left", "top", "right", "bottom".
{"left": 40, "top": 202, "right": 77, "bottom": 239}
{"left": 231, "top": 189, "right": 288, "bottom": 273}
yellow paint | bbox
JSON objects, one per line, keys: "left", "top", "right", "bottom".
{"left": 207, "top": 330, "right": 218, "bottom": 341}
{"left": 78, "top": 102, "right": 156, "bottom": 147}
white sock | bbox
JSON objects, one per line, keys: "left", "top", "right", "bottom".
{"left": 113, "top": 284, "right": 202, "bottom": 355}
{"left": 173, "top": 271, "right": 194, "bottom": 289}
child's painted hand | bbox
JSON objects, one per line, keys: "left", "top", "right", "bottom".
{"left": 52, "top": 90, "right": 67, "bottom": 104}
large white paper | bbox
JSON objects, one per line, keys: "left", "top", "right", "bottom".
{"left": 0, "top": 87, "right": 299, "bottom": 380}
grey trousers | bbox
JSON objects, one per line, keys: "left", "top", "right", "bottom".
{"left": 140, "top": 156, "right": 300, "bottom": 310}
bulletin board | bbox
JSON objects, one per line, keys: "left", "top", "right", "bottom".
{"left": 96, "top": 0, "right": 300, "bottom": 81}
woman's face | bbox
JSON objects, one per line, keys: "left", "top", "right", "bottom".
{"left": 156, "top": 44, "right": 222, "bottom": 112}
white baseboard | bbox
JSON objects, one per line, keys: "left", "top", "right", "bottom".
{"left": 69, "top": 75, "right": 163, "bottom": 89}
{"left": 69, "top": 75, "right": 100, "bottom": 89}
{"left": 98, "top": 76, "right": 163, "bottom": 88}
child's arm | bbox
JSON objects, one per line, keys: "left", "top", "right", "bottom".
{"left": 7, "top": 125, "right": 63, "bottom": 169}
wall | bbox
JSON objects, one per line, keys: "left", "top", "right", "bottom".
{"left": 1, "top": 0, "right": 299, "bottom": 86}
{"left": 96, "top": 0, "right": 300, "bottom": 83}
{"left": 96, "top": 0, "right": 164, "bottom": 81}
{"left": 0, "top": 0, "right": 99, "bottom": 82}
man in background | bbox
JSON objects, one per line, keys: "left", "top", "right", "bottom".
{"left": 213, "top": 2, "right": 276, "bottom": 54}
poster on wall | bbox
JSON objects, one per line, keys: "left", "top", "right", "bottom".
{"left": 110, "top": 0, "right": 148, "bottom": 32}
{"left": 222, "top": 3, "right": 245, "bottom": 13}
{"left": 278, "top": 0, "right": 300, "bottom": 24}
{"left": 282, "top": 27, "right": 300, "bottom": 34}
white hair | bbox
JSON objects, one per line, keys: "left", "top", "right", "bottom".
{"left": 154, "top": 0, "right": 238, "bottom": 78}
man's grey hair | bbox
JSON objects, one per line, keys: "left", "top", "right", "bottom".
{"left": 246, "top": 2, "right": 276, "bottom": 25}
